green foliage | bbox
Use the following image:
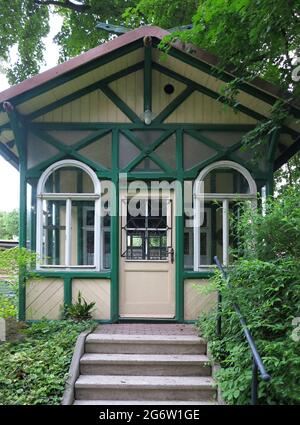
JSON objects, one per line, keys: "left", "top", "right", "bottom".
{"left": 197, "top": 186, "right": 300, "bottom": 404}
{"left": 0, "top": 320, "right": 95, "bottom": 405}
{"left": 275, "top": 152, "right": 300, "bottom": 195}
{"left": 0, "top": 210, "right": 19, "bottom": 240}
{"left": 0, "top": 247, "right": 37, "bottom": 292}
{"left": 64, "top": 291, "right": 95, "bottom": 321}
{"left": 0, "top": 294, "right": 16, "bottom": 319}
{"left": 123, "top": 0, "right": 196, "bottom": 29}
{"left": 0, "top": 0, "right": 49, "bottom": 84}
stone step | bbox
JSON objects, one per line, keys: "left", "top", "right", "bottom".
{"left": 75, "top": 375, "right": 216, "bottom": 401}
{"left": 85, "top": 334, "right": 206, "bottom": 355}
{"left": 73, "top": 399, "right": 217, "bottom": 405}
{"left": 80, "top": 353, "right": 211, "bottom": 376}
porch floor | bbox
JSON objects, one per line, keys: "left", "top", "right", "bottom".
{"left": 94, "top": 324, "right": 198, "bottom": 335}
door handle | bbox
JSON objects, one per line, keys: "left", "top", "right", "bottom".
{"left": 167, "top": 247, "right": 174, "bottom": 263}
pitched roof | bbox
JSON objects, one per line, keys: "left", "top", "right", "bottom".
{"left": 0, "top": 25, "right": 299, "bottom": 171}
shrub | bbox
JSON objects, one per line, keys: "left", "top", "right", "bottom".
{"left": 0, "top": 320, "right": 96, "bottom": 405}
{"left": 197, "top": 186, "right": 300, "bottom": 405}
{"left": 64, "top": 291, "right": 95, "bottom": 321}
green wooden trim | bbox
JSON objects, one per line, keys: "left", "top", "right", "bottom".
{"left": 10, "top": 40, "right": 143, "bottom": 107}
{"left": 153, "top": 86, "right": 194, "bottom": 124}
{"left": 144, "top": 45, "right": 152, "bottom": 112}
{"left": 28, "top": 62, "right": 144, "bottom": 120}
{"left": 274, "top": 136, "right": 300, "bottom": 170}
{"left": 100, "top": 85, "right": 142, "bottom": 123}
{"left": 175, "top": 129, "right": 184, "bottom": 322}
{"left": 30, "top": 122, "right": 256, "bottom": 131}
{"left": 0, "top": 142, "right": 19, "bottom": 169}
{"left": 64, "top": 277, "right": 72, "bottom": 307}
{"left": 5, "top": 109, "right": 27, "bottom": 321}
{"left": 33, "top": 270, "right": 111, "bottom": 278}
{"left": 121, "top": 129, "right": 175, "bottom": 173}
{"left": 118, "top": 318, "right": 179, "bottom": 323}
{"left": 72, "top": 129, "right": 111, "bottom": 151}
{"left": 183, "top": 271, "right": 214, "bottom": 279}
{"left": 77, "top": 172, "right": 83, "bottom": 265}
{"left": 30, "top": 128, "right": 110, "bottom": 173}
{"left": 268, "top": 129, "right": 280, "bottom": 163}
{"left": 30, "top": 183, "right": 37, "bottom": 252}
{"left": 186, "top": 129, "right": 223, "bottom": 153}
{"left": 110, "top": 128, "right": 119, "bottom": 322}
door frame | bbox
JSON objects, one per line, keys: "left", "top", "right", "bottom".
{"left": 118, "top": 189, "right": 176, "bottom": 319}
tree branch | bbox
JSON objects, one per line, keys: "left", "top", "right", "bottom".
{"left": 34, "top": 0, "right": 90, "bottom": 13}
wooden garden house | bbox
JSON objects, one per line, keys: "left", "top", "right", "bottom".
{"left": 0, "top": 26, "right": 299, "bottom": 323}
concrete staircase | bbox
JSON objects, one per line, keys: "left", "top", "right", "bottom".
{"left": 73, "top": 333, "right": 217, "bottom": 405}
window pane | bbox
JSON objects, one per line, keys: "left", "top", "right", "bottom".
{"left": 78, "top": 132, "right": 112, "bottom": 169}
{"left": 71, "top": 202, "right": 95, "bottom": 266}
{"left": 184, "top": 133, "right": 216, "bottom": 170}
{"left": 204, "top": 168, "right": 250, "bottom": 194}
{"left": 125, "top": 198, "right": 168, "bottom": 261}
{"left": 42, "top": 200, "right": 66, "bottom": 265}
{"left": 119, "top": 133, "right": 140, "bottom": 168}
{"left": 44, "top": 167, "right": 94, "bottom": 193}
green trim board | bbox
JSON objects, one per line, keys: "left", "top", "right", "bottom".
{"left": 33, "top": 271, "right": 111, "bottom": 278}
{"left": 6, "top": 108, "right": 27, "bottom": 321}
{"left": 0, "top": 142, "right": 18, "bottom": 169}
{"left": 64, "top": 277, "right": 72, "bottom": 307}
{"left": 144, "top": 44, "right": 152, "bottom": 113}
{"left": 110, "top": 128, "right": 120, "bottom": 322}
{"left": 175, "top": 129, "right": 184, "bottom": 322}
{"left": 100, "top": 85, "right": 142, "bottom": 123}
{"left": 30, "top": 122, "right": 257, "bottom": 131}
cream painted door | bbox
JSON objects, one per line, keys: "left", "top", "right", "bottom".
{"left": 119, "top": 190, "right": 175, "bottom": 318}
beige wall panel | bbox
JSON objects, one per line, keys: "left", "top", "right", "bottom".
{"left": 165, "top": 91, "right": 257, "bottom": 124}
{"left": 26, "top": 49, "right": 143, "bottom": 119}
{"left": 37, "top": 91, "right": 131, "bottom": 123}
{"left": 26, "top": 278, "right": 64, "bottom": 320}
{"left": 109, "top": 70, "right": 144, "bottom": 118}
{"left": 184, "top": 279, "right": 217, "bottom": 321}
{"left": 152, "top": 70, "right": 187, "bottom": 117}
{"left": 153, "top": 51, "right": 269, "bottom": 125}
{"left": 72, "top": 279, "right": 110, "bottom": 320}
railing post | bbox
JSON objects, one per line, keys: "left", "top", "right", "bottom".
{"left": 251, "top": 358, "right": 259, "bottom": 405}
{"left": 216, "top": 290, "right": 222, "bottom": 338}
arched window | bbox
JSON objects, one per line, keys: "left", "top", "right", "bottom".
{"left": 36, "top": 160, "right": 101, "bottom": 270}
{"left": 193, "top": 160, "right": 257, "bottom": 270}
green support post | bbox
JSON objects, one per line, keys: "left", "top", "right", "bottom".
{"left": 64, "top": 277, "right": 72, "bottom": 312}
{"left": 4, "top": 105, "right": 27, "bottom": 321}
{"left": 266, "top": 129, "right": 280, "bottom": 197}
{"left": 175, "top": 129, "right": 184, "bottom": 322}
{"left": 144, "top": 42, "right": 152, "bottom": 114}
{"left": 110, "top": 128, "right": 120, "bottom": 322}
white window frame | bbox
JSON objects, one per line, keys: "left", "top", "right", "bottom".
{"left": 193, "top": 160, "right": 257, "bottom": 270}
{"left": 36, "top": 159, "right": 101, "bottom": 271}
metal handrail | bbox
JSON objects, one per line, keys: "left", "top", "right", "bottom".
{"left": 213, "top": 256, "right": 271, "bottom": 405}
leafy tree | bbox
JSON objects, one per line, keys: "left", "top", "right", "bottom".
{"left": 0, "top": 0, "right": 196, "bottom": 84}
{"left": 0, "top": 210, "right": 19, "bottom": 240}
{"left": 275, "top": 152, "right": 300, "bottom": 195}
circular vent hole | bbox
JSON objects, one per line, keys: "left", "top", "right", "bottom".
{"left": 164, "top": 84, "right": 175, "bottom": 95}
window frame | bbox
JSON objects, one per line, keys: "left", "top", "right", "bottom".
{"left": 36, "top": 159, "right": 101, "bottom": 271}
{"left": 193, "top": 160, "right": 257, "bottom": 270}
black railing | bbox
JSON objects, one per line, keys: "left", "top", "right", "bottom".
{"left": 213, "top": 256, "right": 271, "bottom": 405}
